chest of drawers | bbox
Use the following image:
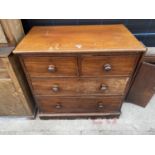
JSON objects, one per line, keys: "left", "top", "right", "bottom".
{"left": 14, "top": 25, "right": 146, "bottom": 118}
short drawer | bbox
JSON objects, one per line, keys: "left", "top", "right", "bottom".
{"left": 31, "top": 77, "right": 129, "bottom": 96}
{"left": 36, "top": 96, "right": 122, "bottom": 113}
{"left": 23, "top": 56, "right": 78, "bottom": 77}
{"left": 81, "top": 55, "right": 137, "bottom": 76}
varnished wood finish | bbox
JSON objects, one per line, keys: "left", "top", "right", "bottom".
{"left": 14, "top": 25, "right": 146, "bottom": 54}
{"left": 14, "top": 25, "right": 146, "bottom": 118}
{"left": 37, "top": 96, "right": 122, "bottom": 113}
{"left": 81, "top": 55, "right": 138, "bottom": 76}
{"left": 31, "top": 77, "right": 129, "bottom": 96}
{"left": 126, "top": 47, "right": 155, "bottom": 107}
{"left": 144, "top": 56, "right": 155, "bottom": 63}
{"left": 127, "top": 62, "right": 155, "bottom": 107}
{"left": 22, "top": 54, "right": 138, "bottom": 78}
{"left": 23, "top": 56, "right": 78, "bottom": 77}
{"left": 39, "top": 112, "right": 121, "bottom": 119}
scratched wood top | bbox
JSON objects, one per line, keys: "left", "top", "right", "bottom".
{"left": 14, "top": 25, "right": 146, "bottom": 54}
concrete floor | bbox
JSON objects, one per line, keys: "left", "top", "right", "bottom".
{"left": 0, "top": 95, "right": 155, "bottom": 135}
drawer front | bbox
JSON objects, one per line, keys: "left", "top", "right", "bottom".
{"left": 81, "top": 55, "right": 137, "bottom": 76}
{"left": 32, "top": 77, "right": 129, "bottom": 96}
{"left": 23, "top": 56, "right": 78, "bottom": 77}
{"left": 37, "top": 96, "right": 122, "bottom": 113}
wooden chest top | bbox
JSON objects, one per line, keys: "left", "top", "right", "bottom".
{"left": 14, "top": 25, "right": 146, "bottom": 54}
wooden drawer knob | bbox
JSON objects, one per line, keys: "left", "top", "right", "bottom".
{"left": 55, "top": 103, "right": 62, "bottom": 109}
{"left": 104, "top": 64, "right": 111, "bottom": 71}
{"left": 52, "top": 84, "right": 59, "bottom": 92}
{"left": 48, "top": 65, "right": 56, "bottom": 72}
{"left": 98, "top": 102, "right": 104, "bottom": 109}
{"left": 100, "top": 84, "right": 108, "bottom": 91}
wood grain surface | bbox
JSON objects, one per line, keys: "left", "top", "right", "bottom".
{"left": 22, "top": 54, "right": 139, "bottom": 78}
{"left": 0, "top": 55, "right": 34, "bottom": 116}
{"left": 127, "top": 62, "right": 155, "bottom": 107}
{"left": 37, "top": 96, "right": 122, "bottom": 113}
{"left": 14, "top": 25, "right": 146, "bottom": 118}
{"left": 0, "top": 19, "right": 25, "bottom": 45}
{"left": 31, "top": 77, "right": 129, "bottom": 96}
{"left": 0, "top": 70, "right": 10, "bottom": 79}
{"left": 23, "top": 56, "right": 78, "bottom": 77}
{"left": 0, "top": 58, "right": 5, "bottom": 69}
{"left": 0, "top": 79, "right": 29, "bottom": 115}
{"left": 81, "top": 54, "right": 138, "bottom": 76}
{"left": 0, "top": 24, "right": 7, "bottom": 43}
{"left": 13, "top": 25, "right": 146, "bottom": 54}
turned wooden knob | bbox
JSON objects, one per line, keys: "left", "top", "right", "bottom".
{"left": 52, "top": 84, "right": 59, "bottom": 92}
{"left": 98, "top": 103, "right": 104, "bottom": 108}
{"left": 48, "top": 65, "right": 56, "bottom": 72}
{"left": 100, "top": 84, "right": 108, "bottom": 91}
{"left": 55, "top": 103, "right": 62, "bottom": 109}
{"left": 104, "top": 64, "right": 111, "bottom": 71}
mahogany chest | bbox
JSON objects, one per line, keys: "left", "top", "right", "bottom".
{"left": 13, "top": 25, "right": 146, "bottom": 118}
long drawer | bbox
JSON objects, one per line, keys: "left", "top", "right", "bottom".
{"left": 31, "top": 77, "right": 129, "bottom": 96}
{"left": 36, "top": 96, "right": 122, "bottom": 113}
